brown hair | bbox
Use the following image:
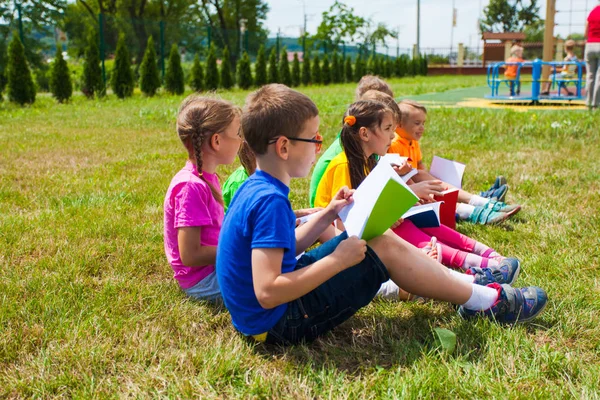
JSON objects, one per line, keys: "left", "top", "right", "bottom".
{"left": 565, "top": 39, "right": 576, "bottom": 51}
{"left": 242, "top": 84, "right": 319, "bottom": 155}
{"left": 341, "top": 100, "right": 394, "bottom": 189}
{"left": 360, "top": 89, "right": 402, "bottom": 125}
{"left": 398, "top": 99, "right": 427, "bottom": 123}
{"left": 238, "top": 141, "right": 256, "bottom": 176}
{"left": 355, "top": 75, "right": 394, "bottom": 100}
{"left": 177, "top": 94, "right": 241, "bottom": 205}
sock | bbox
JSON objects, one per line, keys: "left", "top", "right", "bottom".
{"left": 462, "top": 253, "right": 487, "bottom": 269}
{"left": 469, "top": 195, "right": 490, "bottom": 207}
{"left": 462, "top": 284, "right": 499, "bottom": 311}
{"left": 456, "top": 203, "right": 475, "bottom": 220}
{"left": 376, "top": 280, "right": 400, "bottom": 299}
{"left": 473, "top": 242, "right": 492, "bottom": 256}
{"left": 449, "top": 269, "right": 475, "bottom": 283}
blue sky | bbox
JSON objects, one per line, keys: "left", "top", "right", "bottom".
{"left": 264, "top": 0, "right": 593, "bottom": 51}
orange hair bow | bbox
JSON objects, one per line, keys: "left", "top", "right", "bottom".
{"left": 344, "top": 115, "right": 356, "bottom": 126}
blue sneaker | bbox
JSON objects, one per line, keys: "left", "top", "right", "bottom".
{"left": 481, "top": 176, "right": 508, "bottom": 201}
{"left": 458, "top": 283, "right": 548, "bottom": 323}
{"left": 466, "top": 258, "right": 521, "bottom": 285}
{"left": 485, "top": 200, "right": 521, "bottom": 216}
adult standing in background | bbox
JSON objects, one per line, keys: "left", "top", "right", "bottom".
{"left": 584, "top": 2, "right": 600, "bottom": 109}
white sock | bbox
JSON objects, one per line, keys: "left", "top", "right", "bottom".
{"left": 448, "top": 269, "right": 475, "bottom": 283}
{"left": 463, "top": 253, "right": 485, "bottom": 269}
{"left": 469, "top": 195, "right": 490, "bottom": 207}
{"left": 376, "top": 280, "right": 400, "bottom": 299}
{"left": 456, "top": 203, "right": 475, "bottom": 220}
{"left": 462, "top": 284, "right": 499, "bottom": 311}
{"left": 473, "top": 242, "right": 491, "bottom": 256}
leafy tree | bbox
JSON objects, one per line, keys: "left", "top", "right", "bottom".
{"left": 50, "top": 43, "right": 72, "bottom": 103}
{"left": 205, "top": 44, "right": 219, "bottom": 90}
{"left": 331, "top": 51, "right": 341, "bottom": 83}
{"left": 291, "top": 52, "right": 300, "bottom": 87}
{"left": 267, "top": 47, "right": 278, "bottom": 83}
{"left": 312, "top": 54, "right": 321, "bottom": 84}
{"left": 354, "top": 54, "right": 364, "bottom": 81}
{"left": 344, "top": 55, "right": 352, "bottom": 82}
{"left": 220, "top": 46, "right": 233, "bottom": 89}
{"left": 480, "top": 0, "right": 541, "bottom": 33}
{"left": 81, "top": 30, "right": 103, "bottom": 98}
{"left": 321, "top": 54, "right": 331, "bottom": 85}
{"left": 313, "top": 1, "right": 368, "bottom": 48}
{"left": 6, "top": 35, "right": 36, "bottom": 105}
{"left": 139, "top": 36, "right": 161, "bottom": 96}
{"left": 279, "top": 47, "right": 291, "bottom": 86}
{"left": 165, "top": 44, "right": 185, "bottom": 94}
{"left": 254, "top": 44, "right": 267, "bottom": 86}
{"left": 301, "top": 52, "right": 311, "bottom": 85}
{"left": 111, "top": 34, "right": 134, "bottom": 98}
{"left": 237, "top": 50, "right": 253, "bottom": 89}
{"left": 366, "top": 23, "right": 397, "bottom": 53}
{"left": 190, "top": 54, "right": 204, "bottom": 92}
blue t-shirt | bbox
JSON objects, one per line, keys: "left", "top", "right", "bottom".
{"left": 216, "top": 170, "right": 298, "bottom": 335}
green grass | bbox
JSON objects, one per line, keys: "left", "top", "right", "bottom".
{"left": 1, "top": 75, "right": 599, "bottom": 398}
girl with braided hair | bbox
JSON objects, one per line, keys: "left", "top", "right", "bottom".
{"left": 163, "top": 95, "right": 242, "bottom": 301}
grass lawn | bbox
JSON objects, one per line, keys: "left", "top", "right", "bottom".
{"left": 1, "top": 75, "right": 599, "bottom": 398}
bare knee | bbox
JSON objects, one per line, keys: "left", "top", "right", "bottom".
{"left": 369, "top": 231, "right": 411, "bottom": 263}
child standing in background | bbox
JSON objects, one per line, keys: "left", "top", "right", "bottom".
{"left": 504, "top": 45, "right": 525, "bottom": 96}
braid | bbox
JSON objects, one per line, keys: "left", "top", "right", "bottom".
{"left": 191, "top": 129, "right": 224, "bottom": 206}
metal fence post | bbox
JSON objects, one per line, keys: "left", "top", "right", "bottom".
{"left": 98, "top": 13, "right": 107, "bottom": 90}
{"left": 160, "top": 20, "right": 165, "bottom": 81}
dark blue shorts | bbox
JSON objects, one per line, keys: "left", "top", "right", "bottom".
{"left": 265, "top": 232, "right": 390, "bottom": 345}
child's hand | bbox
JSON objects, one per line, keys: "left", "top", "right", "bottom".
{"left": 392, "top": 161, "right": 413, "bottom": 176}
{"left": 332, "top": 236, "right": 367, "bottom": 269}
{"left": 410, "top": 180, "right": 445, "bottom": 203}
{"left": 391, "top": 217, "right": 404, "bottom": 229}
{"left": 325, "top": 186, "right": 354, "bottom": 217}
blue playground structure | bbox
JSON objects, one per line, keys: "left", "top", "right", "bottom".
{"left": 486, "top": 59, "right": 586, "bottom": 104}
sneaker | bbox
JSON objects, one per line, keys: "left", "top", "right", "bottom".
{"left": 459, "top": 283, "right": 548, "bottom": 323}
{"left": 480, "top": 184, "right": 508, "bottom": 202}
{"left": 486, "top": 200, "right": 521, "bottom": 217}
{"left": 466, "top": 206, "right": 511, "bottom": 225}
{"left": 466, "top": 258, "right": 521, "bottom": 286}
{"left": 480, "top": 176, "right": 508, "bottom": 200}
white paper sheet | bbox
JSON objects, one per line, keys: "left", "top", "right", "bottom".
{"left": 429, "top": 156, "right": 466, "bottom": 189}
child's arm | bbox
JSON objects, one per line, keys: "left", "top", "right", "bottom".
{"left": 252, "top": 236, "right": 366, "bottom": 309}
{"left": 178, "top": 227, "right": 217, "bottom": 267}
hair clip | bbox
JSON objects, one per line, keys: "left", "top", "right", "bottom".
{"left": 344, "top": 115, "right": 357, "bottom": 126}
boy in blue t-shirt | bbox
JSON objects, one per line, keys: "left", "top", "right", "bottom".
{"left": 216, "top": 84, "right": 548, "bottom": 345}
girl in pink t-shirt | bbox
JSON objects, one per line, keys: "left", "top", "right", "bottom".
{"left": 164, "top": 95, "right": 242, "bottom": 301}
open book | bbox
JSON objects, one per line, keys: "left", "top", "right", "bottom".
{"left": 433, "top": 188, "right": 459, "bottom": 230}
{"left": 379, "top": 154, "right": 418, "bottom": 182}
{"left": 430, "top": 156, "right": 465, "bottom": 189}
{"left": 339, "top": 161, "right": 419, "bottom": 241}
{"left": 402, "top": 202, "right": 442, "bottom": 228}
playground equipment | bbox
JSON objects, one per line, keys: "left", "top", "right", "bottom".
{"left": 486, "top": 59, "right": 586, "bottom": 104}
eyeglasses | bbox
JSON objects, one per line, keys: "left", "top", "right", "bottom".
{"left": 268, "top": 132, "right": 323, "bottom": 153}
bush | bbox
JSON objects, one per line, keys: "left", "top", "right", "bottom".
{"left": 385, "top": 57, "right": 393, "bottom": 78}
{"left": 291, "top": 52, "right": 300, "bottom": 87}
{"left": 139, "top": 36, "right": 161, "bottom": 96}
{"left": 331, "top": 51, "right": 341, "bottom": 83}
{"left": 394, "top": 55, "right": 406, "bottom": 77}
{"left": 237, "top": 51, "right": 252, "bottom": 89}
{"left": 111, "top": 34, "right": 134, "bottom": 99}
{"left": 205, "top": 44, "right": 219, "bottom": 90}
{"left": 312, "top": 54, "right": 321, "bottom": 85}
{"left": 190, "top": 55, "right": 204, "bottom": 92}
{"left": 279, "top": 47, "right": 291, "bottom": 86}
{"left": 301, "top": 52, "right": 311, "bottom": 85}
{"left": 321, "top": 54, "right": 331, "bottom": 85}
{"left": 254, "top": 45, "right": 267, "bottom": 86}
{"left": 354, "top": 55, "right": 364, "bottom": 82}
{"left": 165, "top": 44, "right": 185, "bottom": 95}
{"left": 6, "top": 35, "right": 36, "bottom": 105}
{"left": 267, "top": 47, "right": 278, "bottom": 83}
{"left": 220, "top": 46, "right": 233, "bottom": 90}
{"left": 81, "top": 30, "right": 103, "bottom": 98}
{"left": 344, "top": 56, "right": 353, "bottom": 82}
{"left": 34, "top": 67, "right": 50, "bottom": 92}
{"left": 50, "top": 44, "right": 73, "bottom": 103}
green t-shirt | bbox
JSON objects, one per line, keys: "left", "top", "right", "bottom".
{"left": 223, "top": 165, "right": 250, "bottom": 211}
{"left": 309, "top": 132, "right": 343, "bottom": 207}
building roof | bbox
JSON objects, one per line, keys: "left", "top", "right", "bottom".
{"left": 482, "top": 32, "right": 527, "bottom": 41}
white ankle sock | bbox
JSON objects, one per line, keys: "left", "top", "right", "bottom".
{"left": 463, "top": 253, "right": 485, "bottom": 269}
{"left": 456, "top": 203, "right": 476, "bottom": 220}
{"left": 469, "top": 195, "right": 490, "bottom": 207}
{"left": 462, "top": 284, "right": 499, "bottom": 311}
{"left": 449, "top": 269, "right": 475, "bottom": 283}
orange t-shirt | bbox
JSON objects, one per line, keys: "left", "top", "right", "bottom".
{"left": 504, "top": 56, "right": 524, "bottom": 78}
{"left": 388, "top": 129, "right": 422, "bottom": 169}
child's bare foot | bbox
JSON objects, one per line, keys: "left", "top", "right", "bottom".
{"left": 422, "top": 237, "right": 442, "bottom": 263}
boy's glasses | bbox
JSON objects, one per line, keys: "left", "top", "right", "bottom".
{"left": 268, "top": 132, "right": 323, "bottom": 153}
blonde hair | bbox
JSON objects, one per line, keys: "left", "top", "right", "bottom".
{"left": 398, "top": 99, "right": 427, "bottom": 123}
{"left": 355, "top": 75, "right": 394, "bottom": 100}
{"left": 177, "top": 95, "right": 241, "bottom": 205}
{"left": 565, "top": 39, "right": 576, "bottom": 51}
{"left": 360, "top": 89, "right": 402, "bottom": 124}
{"left": 511, "top": 45, "right": 524, "bottom": 56}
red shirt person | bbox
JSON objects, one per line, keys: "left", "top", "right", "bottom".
{"left": 585, "top": 4, "right": 600, "bottom": 108}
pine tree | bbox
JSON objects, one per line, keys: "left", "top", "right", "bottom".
{"left": 81, "top": 30, "right": 103, "bottom": 98}
{"left": 237, "top": 51, "right": 253, "bottom": 89}
{"left": 374, "top": 55, "right": 382, "bottom": 75}
{"left": 254, "top": 45, "right": 267, "bottom": 86}
{"left": 384, "top": 57, "right": 393, "bottom": 78}
{"left": 278, "top": 47, "right": 291, "bottom": 86}
{"left": 331, "top": 51, "right": 341, "bottom": 83}
{"left": 394, "top": 56, "right": 404, "bottom": 77}
{"left": 366, "top": 55, "right": 376, "bottom": 75}
{"left": 49, "top": 44, "right": 72, "bottom": 103}
{"left": 344, "top": 55, "right": 353, "bottom": 82}
{"left": 139, "top": 36, "right": 161, "bottom": 96}
{"left": 205, "top": 44, "right": 219, "bottom": 90}
{"left": 111, "top": 34, "right": 134, "bottom": 98}
{"left": 301, "top": 52, "right": 311, "bottom": 85}
{"left": 421, "top": 55, "right": 428, "bottom": 76}
{"left": 190, "top": 54, "right": 204, "bottom": 92}
{"left": 312, "top": 54, "right": 321, "bottom": 84}
{"left": 6, "top": 35, "right": 36, "bottom": 105}
{"left": 164, "top": 44, "right": 185, "bottom": 95}
{"left": 267, "top": 47, "right": 279, "bottom": 83}
{"left": 219, "top": 46, "right": 233, "bottom": 89}
{"left": 354, "top": 54, "right": 364, "bottom": 82}
{"left": 291, "top": 52, "right": 300, "bottom": 87}
{"left": 0, "top": 70, "right": 6, "bottom": 101}
{"left": 321, "top": 54, "right": 331, "bottom": 85}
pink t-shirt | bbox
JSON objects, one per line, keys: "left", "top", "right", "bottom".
{"left": 588, "top": 6, "right": 600, "bottom": 43}
{"left": 163, "top": 161, "right": 224, "bottom": 289}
